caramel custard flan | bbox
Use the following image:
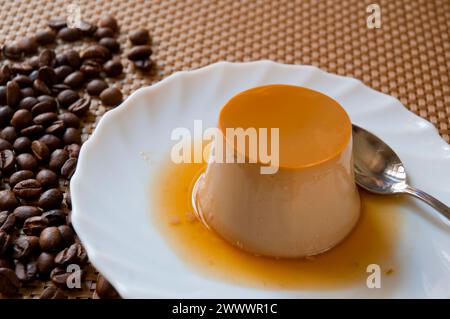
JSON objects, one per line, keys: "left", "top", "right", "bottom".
{"left": 195, "top": 84, "right": 360, "bottom": 258}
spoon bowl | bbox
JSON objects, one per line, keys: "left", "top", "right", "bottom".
{"left": 352, "top": 124, "right": 450, "bottom": 221}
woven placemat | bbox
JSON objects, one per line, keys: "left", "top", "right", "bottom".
{"left": 0, "top": 0, "right": 448, "bottom": 298}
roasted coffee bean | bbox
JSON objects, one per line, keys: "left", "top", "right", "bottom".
{"left": 18, "top": 36, "right": 38, "bottom": 55}
{"left": 12, "top": 236, "right": 39, "bottom": 259}
{"left": 129, "top": 29, "right": 150, "bottom": 45}
{"left": 99, "top": 37, "right": 120, "bottom": 53}
{"left": 0, "top": 231, "right": 12, "bottom": 255}
{"left": 32, "top": 68, "right": 43, "bottom": 79}
{"left": 3, "top": 42, "right": 23, "bottom": 60}
{"left": 57, "top": 89, "right": 79, "bottom": 108}
{"left": 38, "top": 94, "right": 56, "bottom": 103}
{"left": 58, "top": 112, "right": 80, "bottom": 128}
{"left": 58, "top": 27, "right": 82, "bottom": 42}
{"left": 33, "top": 79, "right": 51, "bottom": 95}
{"left": 81, "top": 45, "right": 110, "bottom": 62}
{"left": 0, "top": 65, "right": 12, "bottom": 85}
{"left": 20, "top": 124, "right": 44, "bottom": 138}
{"left": 78, "top": 20, "right": 97, "bottom": 37}
{"left": 46, "top": 120, "right": 66, "bottom": 135}
{"left": 51, "top": 84, "right": 72, "bottom": 94}
{"left": 94, "top": 27, "right": 115, "bottom": 40}
{"left": 21, "top": 87, "right": 35, "bottom": 98}
{"left": 6, "top": 80, "right": 21, "bottom": 107}
{"left": 11, "top": 109, "right": 33, "bottom": 129}
{"left": 127, "top": 45, "right": 152, "bottom": 60}
{"left": 55, "top": 53, "right": 67, "bottom": 67}
{"left": 32, "top": 100, "right": 57, "bottom": 116}
{"left": 0, "top": 136, "right": 14, "bottom": 154}
{"left": 40, "top": 225, "right": 73, "bottom": 252}
{"left": 0, "top": 149, "right": 16, "bottom": 172}
{"left": 42, "top": 210, "right": 66, "bottom": 226}
{"left": 1, "top": 126, "right": 17, "bottom": 143}
{"left": 36, "top": 169, "right": 59, "bottom": 189}
{"left": 54, "top": 65, "right": 73, "bottom": 83}
{"left": 28, "top": 57, "right": 40, "bottom": 70}
{"left": 16, "top": 153, "right": 38, "bottom": 171}
{"left": 50, "top": 266, "right": 71, "bottom": 287}
{"left": 13, "top": 74, "right": 33, "bottom": 87}
{"left": 63, "top": 127, "right": 81, "bottom": 145}
{"left": 38, "top": 188, "right": 63, "bottom": 210}
{"left": 37, "top": 251, "right": 56, "bottom": 274}
{"left": 33, "top": 112, "right": 58, "bottom": 126}
{"left": 15, "top": 260, "right": 37, "bottom": 282}
{"left": 11, "top": 62, "right": 34, "bottom": 75}
{"left": 38, "top": 66, "right": 57, "bottom": 86}
{"left": 36, "top": 29, "right": 57, "bottom": 45}
{"left": 80, "top": 60, "right": 102, "bottom": 77}
{"left": 39, "top": 49, "right": 56, "bottom": 67}
{"left": 49, "top": 149, "right": 69, "bottom": 172}
{"left": 9, "top": 170, "right": 34, "bottom": 187}
{"left": 19, "top": 96, "right": 38, "bottom": 110}
{"left": 0, "top": 106, "right": 14, "bottom": 127}
{"left": 13, "top": 179, "right": 42, "bottom": 199}
{"left": 13, "top": 206, "right": 42, "bottom": 222}
{"left": 0, "top": 138, "right": 13, "bottom": 151}
{"left": 61, "top": 158, "right": 77, "bottom": 179}
{"left": 55, "top": 243, "right": 87, "bottom": 265}
{"left": 65, "top": 50, "right": 82, "bottom": 69}
{"left": 39, "top": 134, "right": 62, "bottom": 151}
{"left": 39, "top": 285, "right": 66, "bottom": 299}
{"left": 58, "top": 225, "right": 74, "bottom": 245}
{"left": 48, "top": 18, "right": 67, "bottom": 30}
{"left": 13, "top": 136, "right": 31, "bottom": 154}
{"left": 65, "top": 144, "right": 81, "bottom": 158}
{"left": 0, "top": 267, "right": 20, "bottom": 295}
{"left": 31, "top": 140, "right": 50, "bottom": 161}
{"left": 99, "top": 15, "right": 119, "bottom": 32}
{"left": 0, "top": 212, "right": 15, "bottom": 233}
{"left": 86, "top": 79, "right": 108, "bottom": 96}
{"left": 23, "top": 216, "right": 49, "bottom": 236}
{"left": 96, "top": 274, "right": 120, "bottom": 299}
{"left": 64, "top": 71, "right": 85, "bottom": 89}
{"left": 68, "top": 97, "right": 90, "bottom": 116}
{"left": 40, "top": 227, "right": 63, "bottom": 252}
{"left": 103, "top": 60, "right": 123, "bottom": 77}
{"left": 28, "top": 69, "right": 39, "bottom": 81}
{"left": 133, "top": 59, "right": 153, "bottom": 72}
{"left": 100, "top": 87, "right": 122, "bottom": 106}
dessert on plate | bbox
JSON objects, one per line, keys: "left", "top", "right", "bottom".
{"left": 195, "top": 84, "right": 360, "bottom": 258}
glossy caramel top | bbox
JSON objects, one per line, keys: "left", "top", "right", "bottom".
{"left": 218, "top": 84, "right": 352, "bottom": 168}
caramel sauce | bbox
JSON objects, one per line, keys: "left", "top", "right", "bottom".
{"left": 218, "top": 85, "right": 352, "bottom": 168}
{"left": 152, "top": 160, "right": 403, "bottom": 290}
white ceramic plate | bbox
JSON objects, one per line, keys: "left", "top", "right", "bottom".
{"left": 71, "top": 61, "right": 450, "bottom": 298}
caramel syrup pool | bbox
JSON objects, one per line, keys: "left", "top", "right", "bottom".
{"left": 152, "top": 160, "right": 403, "bottom": 290}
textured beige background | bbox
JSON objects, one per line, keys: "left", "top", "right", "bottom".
{"left": 0, "top": 0, "right": 449, "bottom": 298}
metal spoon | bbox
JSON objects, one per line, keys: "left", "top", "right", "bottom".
{"left": 352, "top": 124, "right": 450, "bottom": 221}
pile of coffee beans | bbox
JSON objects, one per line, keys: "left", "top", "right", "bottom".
{"left": 0, "top": 14, "right": 151, "bottom": 299}
{"left": 128, "top": 29, "right": 153, "bottom": 71}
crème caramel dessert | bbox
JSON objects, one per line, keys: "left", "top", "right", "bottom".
{"left": 195, "top": 84, "right": 360, "bottom": 258}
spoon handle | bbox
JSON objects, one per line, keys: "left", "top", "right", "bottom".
{"left": 403, "top": 185, "right": 450, "bottom": 221}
